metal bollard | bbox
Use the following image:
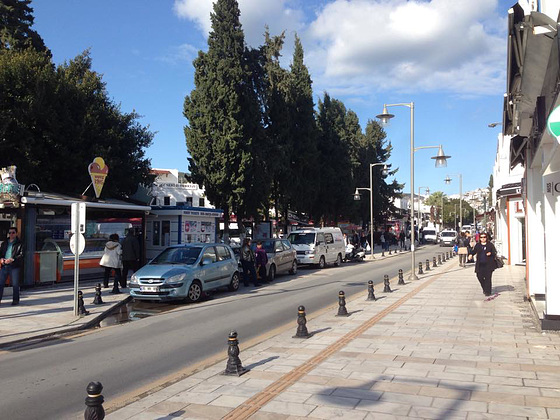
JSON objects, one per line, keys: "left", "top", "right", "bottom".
{"left": 336, "top": 291, "right": 349, "bottom": 316}
{"left": 438, "top": 254, "right": 442, "bottom": 265}
{"left": 78, "top": 291, "right": 90, "bottom": 316}
{"left": 383, "top": 275, "right": 392, "bottom": 293}
{"left": 381, "top": 248, "right": 385, "bottom": 257}
{"left": 223, "top": 331, "right": 249, "bottom": 376}
{"left": 84, "top": 381, "right": 105, "bottom": 420}
{"left": 418, "top": 262, "right": 423, "bottom": 275}
{"left": 389, "top": 246, "right": 392, "bottom": 255}
{"left": 366, "top": 280, "right": 376, "bottom": 301}
{"left": 398, "top": 269, "right": 405, "bottom": 285}
{"left": 293, "top": 306, "right": 311, "bottom": 338}
{"left": 425, "top": 259, "right": 431, "bottom": 271}
{"left": 442, "top": 252, "right": 447, "bottom": 262}
{"left": 111, "top": 277, "right": 121, "bottom": 294}
{"left": 447, "top": 251, "right": 450, "bottom": 260}
{"left": 433, "top": 256, "right": 437, "bottom": 268}
{"left": 93, "top": 284, "right": 104, "bottom": 305}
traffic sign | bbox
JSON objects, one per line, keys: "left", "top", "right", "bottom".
{"left": 71, "top": 202, "right": 86, "bottom": 234}
{"left": 69, "top": 233, "right": 86, "bottom": 255}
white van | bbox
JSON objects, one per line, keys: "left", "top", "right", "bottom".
{"left": 287, "top": 227, "right": 345, "bottom": 268}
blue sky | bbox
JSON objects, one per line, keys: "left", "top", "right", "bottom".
{"left": 32, "top": 0, "right": 514, "bottom": 195}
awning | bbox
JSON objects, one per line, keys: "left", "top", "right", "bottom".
{"left": 509, "top": 134, "right": 529, "bottom": 169}
{"left": 21, "top": 196, "right": 151, "bottom": 212}
{"left": 496, "top": 182, "right": 522, "bottom": 198}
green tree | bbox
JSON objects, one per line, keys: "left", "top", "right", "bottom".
{"left": 0, "top": 0, "right": 48, "bottom": 53}
{"left": 425, "top": 191, "right": 447, "bottom": 226}
{"left": 0, "top": 48, "right": 153, "bottom": 197}
{"left": 184, "top": 0, "right": 264, "bottom": 226}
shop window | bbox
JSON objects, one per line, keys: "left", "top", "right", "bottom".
{"left": 162, "top": 220, "right": 170, "bottom": 246}
{"left": 199, "top": 197, "right": 205, "bottom": 207}
{"left": 153, "top": 221, "right": 160, "bottom": 246}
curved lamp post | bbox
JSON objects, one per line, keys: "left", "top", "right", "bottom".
{"left": 444, "top": 174, "right": 462, "bottom": 231}
{"left": 354, "top": 163, "right": 389, "bottom": 259}
{"left": 418, "top": 186, "right": 430, "bottom": 228}
{"left": 377, "top": 102, "right": 450, "bottom": 280}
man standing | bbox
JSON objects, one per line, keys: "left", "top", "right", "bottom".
{"left": 0, "top": 227, "right": 24, "bottom": 305}
{"left": 240, "top": 237, "right": 258, "bottom": 287}
{"left": 121, "top": 229, "right": 140, "bottom": 288}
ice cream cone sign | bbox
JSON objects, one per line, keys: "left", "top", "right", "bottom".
{"left": 88, "top": 157, "right": 109, "bottom": 198}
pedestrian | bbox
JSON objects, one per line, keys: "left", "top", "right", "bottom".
{"left": 456, "top": 232, "right": 469, "bottom": 267}
{"left": 121, "top": 229, "right": 140, "bottom": 288}
{"left": 240, "top": 237, "right": 258, "bottom": 287}
{"left": 399, "top": 230, "right": 405, "bottom": 250}
{"left": 255, "top": 241, "right": 268, "bottom": 283}
{"left": 0, "top": 227, "right": 24, "bottom": 305}
{"left": 380, "top": 231, "right": 386, "bottom": 251}
{"left": 419, "top": 227, "right": 424, "bottom": 244}
{"left": 468, "top": 232, "right": 498, "bottom": 298}
{"left": 100, "top": 234, "right": 122, "bottom": 291}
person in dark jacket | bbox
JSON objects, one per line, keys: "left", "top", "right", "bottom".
{"left": 254, "top": 241, "right": 268, "bottom": 282}
{"left": 240, "top": 238, "right": 258, "bottom": 287}
{"left": 468, "top": 232, "right": 498, "bottom": 297}
{"left": 0, "top": 227, "right": 24, "bottom": 305}
{"left": 121, "top": 229, "right": 140, "bottom": 288}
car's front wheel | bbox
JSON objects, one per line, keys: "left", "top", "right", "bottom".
{"left": 228, "top": 272, "right": 240, "bottom": 291}
{"left": 334, "top": 253, "right": 342, "bottom": 267}
{"left": 289, "top": 260, "right": 297, "bottom": 275}
{"left": 318, "top": 256, "right": 326, "bottom": 269}
{"left": 187, "top": 280, "right": 203, "bottom": 302}
{"left": 268, "top": 264, "right": 276, "bottom": 282}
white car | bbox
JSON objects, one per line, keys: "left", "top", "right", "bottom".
{"left": 439, "top": 230, "right": 458, "bottom": 247}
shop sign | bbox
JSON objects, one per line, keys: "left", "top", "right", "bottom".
{"left": 88, "top": 157, "right": 109, "bottom": 198}
{"left": 182, "top": 210, "right": 219, "bottom": 217}
{"left": 544, "top": 174, "right": 560, "bottom": 197}
{"left": 547, "top": 105, "right": 560, "bottom": 144}
{"left": 0, "top": 166, "right": 23, "bottom": 207}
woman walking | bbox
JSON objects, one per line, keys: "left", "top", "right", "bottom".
{"left": 456, "top": 232, "right": 470, "bottom": 267}
{"left": 100, "top": 234, "right": 123, "bottom": 292}
{"left": 468, "top": 232, "right": 498, "bottom": 298}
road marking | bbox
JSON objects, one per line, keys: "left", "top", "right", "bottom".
{"left": 223, "top": 265, "right": 450, "bottom": 419}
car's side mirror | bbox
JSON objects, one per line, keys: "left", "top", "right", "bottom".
{"left": 201, "top": 257, "right": 213, "bottom": 266}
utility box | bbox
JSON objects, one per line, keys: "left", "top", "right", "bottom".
{"left": 38, "top": 251, "right": 58, "bottom": 283}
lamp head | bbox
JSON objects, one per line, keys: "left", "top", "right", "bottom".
{"left": 381, "top": 164, "right": 389, "bottom": 176}
{"left": 431, "top": 145, "right": 450, "bottom": 168}
{"left": 376, "top": 105, "right": 394, "bottom": 125}
{"left": 444, "top": 176, "right": 452, "bottom": 185}
{"left": 426, "top": 187, "right": 430, "bottom": 195}
{"left": 353, "top": 189, "right": 361, "bottom": 201}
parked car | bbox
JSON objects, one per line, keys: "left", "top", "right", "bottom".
{"left": 287, "top": 227, "right": 345, "bottom": 268}
{"left": 439, "top": 230, "right": 458, "bottom": 247}
{"left": 252, "top": 239, "right": 298, "bottom": 281}
{"left": 129, "top": 243, "right": 240, "bottom": 302}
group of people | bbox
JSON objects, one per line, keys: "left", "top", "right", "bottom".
{"left": 239, "top": 237, "right": 268, "bottom": 287}
{"left": 99, "top": 229, "right": 140, "bottom": 292}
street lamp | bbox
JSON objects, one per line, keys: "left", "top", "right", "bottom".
{"left": 444, "top": 173, "right": 462, "bottom": 232}
{"left": 377, "top": 102, "right": 450, "bottom": 280}
{"left": 488, "top": 122, "right": 502, "bottom": 128}
{"left": 354, "top": 163, "right": 389, "bottom": 259}
{"left": 418, "top": 186, "right": 430, "bottom": 228}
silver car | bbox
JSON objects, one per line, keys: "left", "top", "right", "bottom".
{"left": 129, "top": 243, "right": 240, "bottom": 302}
{"left": 252, "top": 239, "right": 298, "bottom": 281}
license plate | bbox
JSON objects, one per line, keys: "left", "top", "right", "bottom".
{"left": 140, "top": 286, "right": 158, "bottom": 292}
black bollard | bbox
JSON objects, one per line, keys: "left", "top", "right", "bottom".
{"left": 443, "top": 252, "right": 447, "bottom": 262}
{"left": 223, "top": 331, "right": 249, "bottom": 376}
{"left": 398, "top": 269, "right": 405, "bottom": 285}
{"left": 293, "top": 306, "right": 311, "bottom": 338}
{"left": 433, "top": 256, "right": 437, "bottom": 268}
{"left": 78, "top": 291, "right": 90, "bottom": 316}
{"left": 383, "top": 275, "right": 392, "bottom": 293}
{"left": 389, "top": 246, "right": 392, "bottom": 255}
{"left": 84, "top": 381, "right": 105, "bottom": 420}
{"left": 438, "top": 254, "right": 442, "bottom": 265}
{"left": 93, "top": 283, "right": 104, "bottom": 305}
{"left": 447, "top": 251, "right": 450, "bottom": 260}
{"left": 336, "top": 291, "right": 349, "bottom": 316}
{"left": 425, "top": 259, "right": 431, "bottom": 271}
{"left": 366, "top": 280, "right": 376, "bottom": 301}
{"left": 381, "top": 248, "right": 385, "bottom": 257}
{"left": 418, "top": 262, "right": 424, "bottom": 275}
{"left": 111, "top": 274, "right": 121, "bottom": 294}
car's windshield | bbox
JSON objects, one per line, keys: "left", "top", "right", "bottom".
{"left": 251, "top": 241, "right": 275, "bottom": 253}
{"left": 287, "top": 232, "right": 315, "bottom": 245}
{"left": 441, "top": 232, "right": 456, "bottom": 237}
{"left": 150, "top": 247, "right": 202, "bottom": 265}
{"left": 423, "top": 230, "right": 436, "bottom": 236}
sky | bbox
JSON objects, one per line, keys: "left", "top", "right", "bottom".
{"left": 32, "top": 0, "right": 514, "bottom": 196}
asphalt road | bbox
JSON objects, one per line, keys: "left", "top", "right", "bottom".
{"left": 0, "top": 245, "right": 445, "bottom": 419}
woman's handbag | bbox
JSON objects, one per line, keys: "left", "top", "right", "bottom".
{"left": 494, "top": 255, "right": 504, "bottom": 269}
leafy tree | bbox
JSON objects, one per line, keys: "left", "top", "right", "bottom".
{"left": 0, "top": 0, "right": 48, "bottom": 53}
{"left": 0, "top": 48, "right": 153, "bottom": 197}
{"left": 425, "top": 191, "right": 447, "bottom": 226}
{"left": 184, "top": 0, "right": 264, "bottom": 226}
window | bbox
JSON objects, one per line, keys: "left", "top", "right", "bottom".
{"left": 316, "top": 233, "right": 325, "bottom": 244}
{"left": 216, "top": 245, "right": 231, "bottom": 261}
{"left": 153, "top": 221, "right": 160, "bottom": 246}
{"left": 202, "top": 246, "right": 217, "bottom": 263}
{"left": 325, "top": 233, "right": 334, "bottom": 244}
{"left": 199, "top": 197, "right": 205, "bottom": 207}
{"left": 163, "top": 196, "right": 171, "bottom": 206}
{"left": 186, "top": 197, "right": 193, "bottom": 207}
{"left": 274, "top": 241, "right": 283, "bottom": 252}
{"left": 162, "top": 221, "right": 170, "bottom": 246}
{"left": 281, "top": 240, "right": 292, "bottom": 251}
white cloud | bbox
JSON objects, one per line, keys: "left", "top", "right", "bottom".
{"left": 173, "top": 0, "right": 507, "bottom": 96}
{"left": 157, "top": 43, "right": 199, "bottom": 65}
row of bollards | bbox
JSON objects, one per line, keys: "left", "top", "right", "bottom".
{"left": 77, "top": 282, "right": 116, "bottom": 317}
{"left": 416, "top": 251, "right": 457, "bottom": 275}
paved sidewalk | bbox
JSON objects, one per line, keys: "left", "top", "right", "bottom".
{"left": 102, "top": 257, "right": 560, "bottom": 420}
{"left": 0, "top": 280, "right": 130, "bottom": 348}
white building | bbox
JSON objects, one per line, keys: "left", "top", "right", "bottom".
{"left": 146, "top": 169, "right": 222, "bottom": 259}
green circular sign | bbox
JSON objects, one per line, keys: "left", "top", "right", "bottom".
{"left": 547, "top": 105, "right": 560, "bottom": 140}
